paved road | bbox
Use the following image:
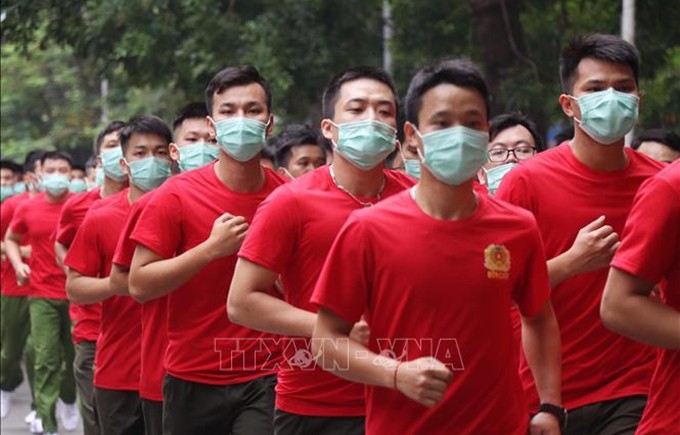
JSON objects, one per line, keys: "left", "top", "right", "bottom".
{"left": 0, "top": 380, "right": 83, "bottom": 435}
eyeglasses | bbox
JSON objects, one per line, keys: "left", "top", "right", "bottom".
{"left": 487, "top": 145, "right": 536, "bottom": 162}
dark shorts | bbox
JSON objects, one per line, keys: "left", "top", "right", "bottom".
{"left": 94, "top": 387, "right": 144, "bottom": 435}
{"left": 274, "top": 408, "right": 365, "bottom": 435}
{"left": 141, "top": 399, "right": 162, "bottom": 435}
{"left": 564, "top": 395, "right": 647, "bottom": 435}
{"left": 162, "top": 374, "right": 276, "bottom": 435}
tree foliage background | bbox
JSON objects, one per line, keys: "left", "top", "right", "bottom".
{"left": 1, "top": 0, "right": 678, "bottom": 162}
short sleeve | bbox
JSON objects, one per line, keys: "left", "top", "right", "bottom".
{"left": 130, "top": 183, "right": 182, "bottom": 259}
{"left": 8, "top": 202, "right": 28, "bottom": 235}
{"left": 64, "top": 211, "right": 103, "bottom": 277}
{"left": 310, "top": 213, "right": 371, "bottom": 324}
{"left": 512, "top": 219, "right": 550, "bottom": 318}
{"left": 112, "top": 204, "right": 142, "bottom": 268}
{"left": 495, "top": 167, "right": 535, "bottom": 212}
{"left": 611, "top": 177, "right": 680, "bottom": 283}
{"left": 1, "top": 199, "right": 18, "bottom": 237}
{"left": 238, "top": 185, "right": 299, "bottom": 274}
{"left": 55, "top": 199, "right": 79, "bottom": 246}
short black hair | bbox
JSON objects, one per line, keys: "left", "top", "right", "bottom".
{"left": 172, "top": 102, "right": 210, "bottom": 134}
{"left": 559, "top": 33, "right": 640, "bottom": 94}
{"left": 205, "top": 65, "right": 271, "bottom": 116}
{"left": 119, "top": 114, "right": 173, "bottom": 155}
{"left": 322, "top": 66, "right": 399, "bottom": 120}
{"left": 405, "top": 58, "right": 490, "bottom": 127}
{"left": 489, "top": 112, "right": 545, "bottom": 152}
{"left": 71, "top": 164, "right": 86, "bottom": 173}
{"left": 85, "top": 155, "right": 98, "bottom": 170}
{"left": 24, "top": 150, "right": 46, "bottom": 173}
{"left": 95, "top": 120, "right": 126, "bottom": 152}
{"left": 272, "top": 124, "right": 324, "bottom": 168}
{"left": 40, "top": 151, "right": 73, "bottom": 168}
{"left": 631, "top": 129, "right": 680, "bottom": 152}
{"left": 261, "top": 144, "right": 275, "bottom": 164}
{"left": 1, "top": 160, "right": 23, "bottom": 174}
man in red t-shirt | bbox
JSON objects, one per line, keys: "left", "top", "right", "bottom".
{"left": 1, "top": 157, "right": 36, "bottom": 421}
{"left": 601, "top": 160, "right": 680, "bottom": 434}
{"left": 129, "top": 65, "right": 286, "bottom": 435}
{"left": 108, "top": 102, "right": 217, "bottom": 435}
{"left": 496, "top": 34, "right": 663, "bottom": 434}
{"left": 311, "top": 58, "right": 563, "bottom": 435}
{"left": 54, "top": 120, "right": 128, "bottom": 435}
{"left": 5, "top": 151, "right": 76, "bottom": 435}
{"left": 64, "top": 115, "right": 172, "bottom": 435}
{"left": 229, "top": 66, "right": 413, "bottom": 434}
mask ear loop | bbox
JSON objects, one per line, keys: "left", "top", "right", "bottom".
{"left": 567, "top": 95, "right": 584, "bottom": 125}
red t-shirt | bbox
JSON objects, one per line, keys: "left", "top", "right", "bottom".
{"left": 56, "top": 187, "right": 103, "bottom": 344}
{"left": 64, "top": 189, "right": 141, "bottom": 391}
{"left": 1, "top": 193, "right": 31, "bottom": 297}
{"left": 238, "top": 166, "right": 413, "bottom": 416}
{"left": 131, "top": 163, "right": 287, "bottom": 385}
{"left": 610, "top": 160, "right": 680, "bottom": 434}
{"left": 496, "top": 143, "right": 662, "bottom": 411}
{"left": 10, "top": 193, "right": 71, "bottom": 299}
{"left": 311, "top": 191, "right": 550, "bottom": 435}
{"left": 112, "top": 190, "right": 166, "bottom": 401}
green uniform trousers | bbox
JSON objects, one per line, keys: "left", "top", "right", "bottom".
{"left": 29, "top": 298, "right": 77, "bottom": 433}
{"left": 0, "top": 294, "right": 35, "bottom": 401}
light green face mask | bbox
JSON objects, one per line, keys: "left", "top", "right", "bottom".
{"left": 331, "top": 119, "right": 397, "bottom": 170}
{"left": 417, "top": 125, "right": 489, "bottom": 186}
{"left": 403, "top": 158, "right": 421, "bottom": 179}
{"left": 101, "top": 147, "right": 128, "bottom": 182}
{"left": 178, "top": 142, "right": 220, "bottom": 172}
{"left": 571, "top": 88, "right": 639, "bottom": 145}
{"left": 484, "top": 162, "right": 517, "bottom": 196}
{"left": 214, "top": 117, "right": 268, "bottom": 162}
{"left": 42, "top": 174, "right": 70, "bottom": 196}
{"left": 1, "top": 185, "right": 15, "bottom": 202}
{"left": 94, "top": 167, "right": 105, "bottom": 187}
{"left": 126, "top": 157, "right": 171, "bottom": 192}
{"left": 13, "top": 182, "right": 27, "bottom": 195}
{"left": 69, "top": 178, "right": 88, "bottom": 193}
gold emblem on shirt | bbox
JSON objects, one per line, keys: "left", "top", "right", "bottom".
{"left": 484, "top": 244, "right": 510, "bottom": 280}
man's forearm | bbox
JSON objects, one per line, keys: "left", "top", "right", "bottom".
{"left": 129, "top": 243, "right": 213, "bottom": 303}
{"left": 228, "top": 290, "right": 317, "bottom": 337}
{"left": 109, "top": 264, "right": 130, "bottom": 296}
{"left": 521, "top": 301, "right": 562, "bottom": 406}
{"left": 67, "top": 271, "right": 114, "bottom": 304}
{"left": 601, "top": 268, "right": 680, "bottom": 349}
{"left": 4, "top": 237, "right": 24, "bottom": 271}
{"left": 547, "top": 252, "right": 575, "bottom": 288}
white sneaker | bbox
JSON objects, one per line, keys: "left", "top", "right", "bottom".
{"left": 24, "top": 409, "right": 37, "bottom": 425}
{"left": 29, "top": 417, "right": 44, "bottom": 434}
{"left": 0, "top": 389, "right": 13, "bottom": 419}
{"left": 57, "top": 399, "right": 81, "bottom": 432}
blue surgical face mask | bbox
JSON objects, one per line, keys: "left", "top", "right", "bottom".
{"left": 1, "top": 185, "right": 15, "bottom": 202}
{"left": 403, "top": 157, "right": 421, "bottom": 179}
{"left": 178, "top": 142, "right": 220, "bottom": 172}
{"left": 214, "top": 117, "right": 268, "bottom": 162}
{"left": 101, "top": 147, "right": 128, "bottom": 182}
{"left": 94, "top": 167, "right": 105, "bottom": 187}
{"left": 13, "top": 182, "right": 26, "bottom": 195}
{"left": 125, "top": 157, "right": 171, "bottom": 192}
{"left": 331, "top": 119, "right": 397, "bottom": 170}
{"left": 416, "top": 125, "right": 489, "bottom": 186}
{"left": 484, "top": 162, "right": 517, "bottom": 195}
{"left": 571, "top": 88, "right": 639, "bottom": 145}
{"left": 69, "top": 178, "right": 88, "bottom": 193}
{"left": 41, "top": 174, "right": 70, "bottom": 196}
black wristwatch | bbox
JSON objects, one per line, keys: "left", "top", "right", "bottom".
{"left": 538, "top": 403, "right": 568, "bottom": 431}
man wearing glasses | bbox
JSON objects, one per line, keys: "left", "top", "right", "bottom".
{"left": 478, "top": 112, "right": 544, "bottom": 195}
